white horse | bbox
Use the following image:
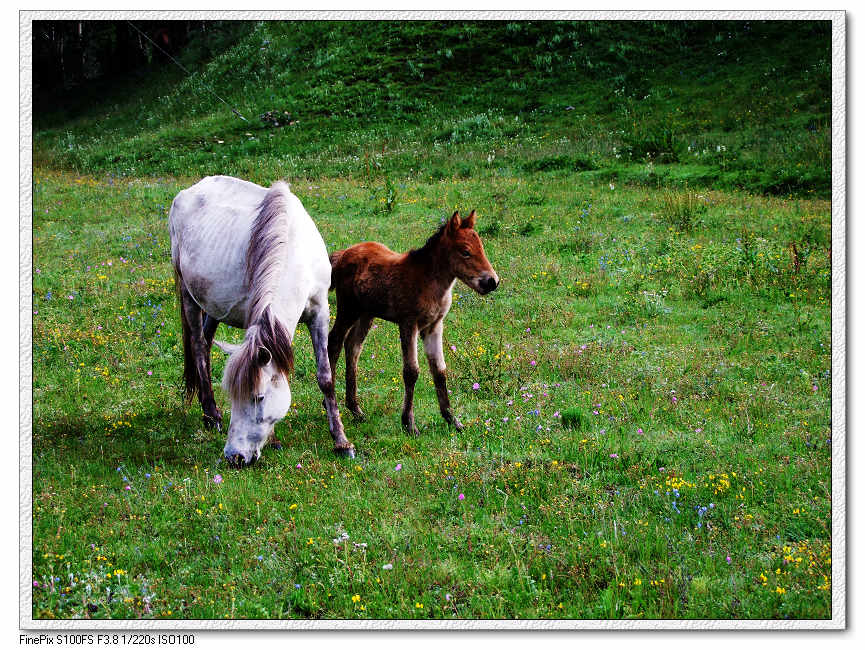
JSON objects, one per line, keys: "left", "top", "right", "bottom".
{"left": 169, "top": 175, "right": 354, "bottom": 466}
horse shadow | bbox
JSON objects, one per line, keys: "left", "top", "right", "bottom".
{"left": 31, "top": 406, "right": 227, "bottom": 474}
{"left": 30, "top": 393, "right": 363, "bottom": 475}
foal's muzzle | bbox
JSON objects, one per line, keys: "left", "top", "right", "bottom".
{"left": 479, "top": 275, "right": 499, "bottom": 295}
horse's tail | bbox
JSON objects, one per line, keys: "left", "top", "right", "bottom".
{"left": 174, "top": 266, "right": 198, "bottom": 403}
{"left": 328, "top": 249, "right": 345, "bottom": 291}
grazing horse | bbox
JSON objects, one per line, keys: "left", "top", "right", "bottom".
{"left": 169, "top": 175, "right": 354, "bottom": 466}
{"left": 328, "top": 210, "right": 499, "bottom": 434}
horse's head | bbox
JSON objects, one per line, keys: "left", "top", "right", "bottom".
{"left": 444, "top": 210, "right": 499, "bottom": 295}
{"left": 215, "top": 325, "right": 293, "bottom": 468}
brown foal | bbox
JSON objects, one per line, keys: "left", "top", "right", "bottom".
{"left": 328, "top": 210, "right": 499, "bottom": 434}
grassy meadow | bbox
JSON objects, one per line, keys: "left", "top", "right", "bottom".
{"left": 30, "top": 21, "right": 832, "bottom": 620}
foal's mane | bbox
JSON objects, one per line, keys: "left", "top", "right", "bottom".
{"left": 407, "top": 223, "right": 447, "bottom": 261}
{"left": 223, "top": 181, "right": 295, "bottom": 401}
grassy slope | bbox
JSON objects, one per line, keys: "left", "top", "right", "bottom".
{"left": 35, "top": 21, "right": 831, "bottom": 196}
{"left": 31, "top": 20, "right": 832, "bottom": 620}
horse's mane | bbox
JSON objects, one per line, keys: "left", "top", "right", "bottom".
{"left": 222, "top": 307, "right": 294, "bottom": 401}
{"left": 246, "top": 181, "right": 291, "bottom": 323}
{"left": 223, "top": 181, "right": 295, "bottom": 400}
{"left": 407, "top": 222, "right": 447, "bottom": 261}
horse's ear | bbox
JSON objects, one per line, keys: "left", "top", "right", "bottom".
{"left": 214, "top": 340, "right": 242, "bottom": 356}
{"left": 256, "top": 346, "right": 272, "bottom": 367}
{"left": 447, "top": 211, "right": 461, "bottom": 234}
{"left": 461, "top": 210, "right": 477, "bottom": 230}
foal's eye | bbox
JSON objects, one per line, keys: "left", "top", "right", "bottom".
{"left": 460, "top": 249, "right": 471, "bottom": 258}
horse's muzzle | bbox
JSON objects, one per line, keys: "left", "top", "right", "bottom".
{"left": 479, "top": 275, "right": 499, "bottom": 294}
{"left": 225, "top": 451, "right": 258, "bottom": 469}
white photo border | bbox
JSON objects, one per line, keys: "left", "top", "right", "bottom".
{"left": 19, "top": 9, "right": 847, "bottom": 631}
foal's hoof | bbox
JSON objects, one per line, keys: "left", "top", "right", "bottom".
{"left": 334, "top": 444, "right": 356, "bottom": 459}
{"left": 203, "top": 413, "right": 223, "bottom": 431}
{"left": 347, "top": 406, "right": 367, "bottom": 421}
{"left": 443, "top": 411, "right": 464, "bottom": 431}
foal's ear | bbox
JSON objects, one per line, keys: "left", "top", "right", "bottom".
{"left": 461, "top": 210, "right": 477, "bottom": 230}
{"left": 214, "top": 340, "right": 242, "bottom": 356}
{"left": 447, "top": 210, "right": 462, "bottom": 234}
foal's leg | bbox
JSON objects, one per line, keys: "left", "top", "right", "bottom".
{"left": 344, "top": 315, "right": 374, "bottom": 419}
{"left": 399, "top": 322, "right": 421, "bottom": 436}
{"left": 423, "top": 319, "right": 464, "bottom": 431}
{"left": 310, "top": 307, "right": 355, "bottom": 458}
{"left": 180, "top": 286, "right": 221, "bottom": 429}
{"left": 327, "top": 307, "right": 356, "bottom": 383}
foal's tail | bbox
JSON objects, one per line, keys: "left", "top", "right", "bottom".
{"left": 174, "top": 266, "right": 198, "bottom": 403}
{"left": 328, "top": 249, "right": 345, "bottom": 291}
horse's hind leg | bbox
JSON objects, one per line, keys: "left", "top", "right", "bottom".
{"left": 344, "top": 315, "right": 374, "bottom": 419}
{"left": 327, "top": 307, "right": 355, "bottom": 382}
{"left": 399, "top": 322, "right": 421, "bottom": 436}
{"left": 203, "top": 313, "right": 219, "bottom": 353}
{"left": 179, "top": 283, "right": 222, "bottom": 429}
{"left": 201, "top": 313, "right": 223, "bottom": 429}
{"left": 311, "top": 306, "right": 355, "bottom": 458}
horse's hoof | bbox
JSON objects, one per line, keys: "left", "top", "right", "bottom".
{"left": 334, "top": 445, "right": 356, "bottom": 459}
{"left": 442, "top": 411, "right": 464, "bottom": 431}
{"left": 203, "top": 414, "right": 222, "bottom": 431}
{"left": 348, "top": 407, "right": 366, "bottom": 421}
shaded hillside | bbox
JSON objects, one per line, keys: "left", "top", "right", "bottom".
{"left": 34, "top": 20, "right": 832, "bottom": 197}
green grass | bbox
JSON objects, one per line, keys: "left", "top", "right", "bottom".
{"left": 31, "top": 168, "right": 831, "bottom": 620}
{"left": 34, "top": 21, "right": 831, "bottom": 198}
{"left": 31, "top": 20, "right": 832, "bottom": 620}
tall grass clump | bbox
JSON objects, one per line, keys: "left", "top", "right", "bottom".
{"left": 660, "top": 188, "right": 708, "bottom": 231}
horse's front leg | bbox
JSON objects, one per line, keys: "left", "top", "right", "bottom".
{"left": 399, "top": 322, "right": 421, "bottom": 436}
{"left": 423, "top": 319, "right": 463, "bottom": 431}
{"left": 309, "top": 308, "right": 355, "bottom": 458}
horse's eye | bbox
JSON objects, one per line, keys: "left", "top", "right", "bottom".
{"left": 460, "top": 249, "right": 471, "bottom": 258}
